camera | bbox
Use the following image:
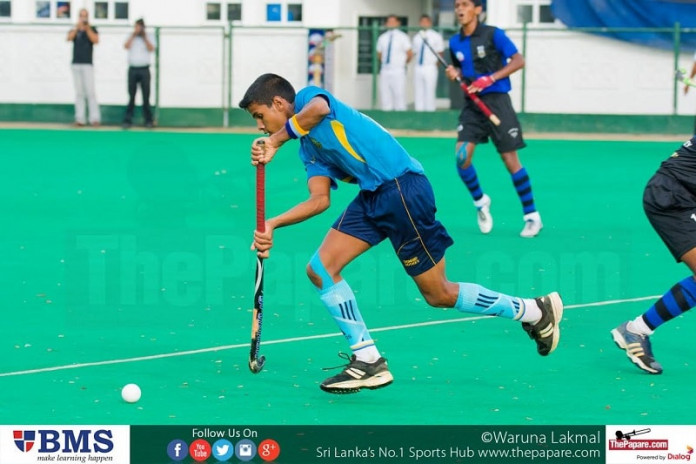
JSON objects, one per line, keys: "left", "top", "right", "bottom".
{"left": 239, "top": 444, "right": 252, "bottom": 457}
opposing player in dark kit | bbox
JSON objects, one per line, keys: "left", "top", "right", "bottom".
{"left": 612, "top": 136, "right": 696, "bottom": 375}
{"left": 445, "top": 0, "right": 542, "bottom": 237}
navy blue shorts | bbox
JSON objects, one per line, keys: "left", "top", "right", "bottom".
{"left": 332, "top": 172, "right": 454, "bottom": 276}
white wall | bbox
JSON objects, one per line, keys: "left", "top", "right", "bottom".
{"left": 0, "top": 25, "right": 133, "bottom": 105}
{"left": 2, "top": 0, "right": 696, "bottom": 115}
{"left": 230, "top": 27, "right": 309, "bottom": 108}
{"left": 516, "top": 30, "right": 684, "bottom": 115}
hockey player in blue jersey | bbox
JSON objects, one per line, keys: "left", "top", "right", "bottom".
{"left": 239, "top": 73, "right": 563, "bottom": 394}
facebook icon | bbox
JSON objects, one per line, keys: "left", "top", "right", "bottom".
{"left": 167, "top": 439, "right": 188, "bottom": 461}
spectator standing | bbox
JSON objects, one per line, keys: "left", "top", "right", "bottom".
{"left": 67, "top": 8, "right": 100, "bottom": 127}
{"left": 376, "top": 15, "right": 413, "bottom": 111}
{"left": 123, "top": 18, "right": 156, "bottom": 129}
{"left": 413, "top": 14, "right": 444, "bottom": 112}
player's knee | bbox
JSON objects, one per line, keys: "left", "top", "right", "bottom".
{"left": 307, "top": 251, "right": 334, "bottom": 291}
{"left": 306, "top": 263, "right": 322, "bottom": 288}
{"left": 455, "top": 144, "right": 472, "bottom": 168}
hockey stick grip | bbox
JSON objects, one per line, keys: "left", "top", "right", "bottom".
{"left": 256, "top": 164, "right": 265, "bottom": 232}
{"left": 250, "top": 140, "right": 266, "bottom": 374}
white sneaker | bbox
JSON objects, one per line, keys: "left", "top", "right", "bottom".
{"left": 520, "top": 211, "right": 543, "bottom": 238}
{"left": 473, "top": 194, "right": 493, "bottom": 234}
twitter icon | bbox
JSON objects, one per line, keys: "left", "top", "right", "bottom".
{"left": 212, "top": 439, "right": 234, "bottom": 462}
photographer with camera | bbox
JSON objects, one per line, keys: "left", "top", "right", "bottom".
{"left": 67, "top": 8, "right": 100, "bottom": 127}
{"left": 122, "top": 18, "right": 156, "bottom": 129}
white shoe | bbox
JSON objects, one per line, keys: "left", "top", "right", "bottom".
{"left": 474, "top": 194, "right": 493, "bottom": 234}
{"left": 520, "top": 211, "right": 543, "bottom": 238}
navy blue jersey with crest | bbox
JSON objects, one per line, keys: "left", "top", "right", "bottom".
{"left": 448, "top": 23, "right": 518, "bottom": 95}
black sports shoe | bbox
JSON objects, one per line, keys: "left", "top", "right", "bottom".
{"left": 320, "top": 353, "right": 394, "bottom": 394}
{"left": 611, "top": 321, "right": 663, "bottom": 374}
{"left": 521, "top": 291, "right": 563, "bottom": 356}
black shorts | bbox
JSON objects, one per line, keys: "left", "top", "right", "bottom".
{"left": 643, "top": 170, "right": 696, "bottom": 262}
{"left": 457, "top": 92, "right": 526, "bottom": 153}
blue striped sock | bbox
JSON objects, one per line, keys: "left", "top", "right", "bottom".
{"left": 511, "top": 167, "right": 536, "bottom": 215}
{"left": 319, "top": 279, "right": 375, "bottom": 352}
{"left": 457, "top": 164, "right": 484, "bottom": 201}
{"left": 454, "top": 283, "right": 525, "bottom": 320}
{"left": 642, "top": 276, "right": 696, "bottom": 330}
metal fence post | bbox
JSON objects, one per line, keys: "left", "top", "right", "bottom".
{"left": 155, "top": 26, "right": 160, "bottom": 124}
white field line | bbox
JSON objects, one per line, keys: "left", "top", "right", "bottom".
{"left": 0, "top": 295, "right": 659, "bottom": 377}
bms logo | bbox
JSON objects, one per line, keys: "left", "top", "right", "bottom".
{"left": 13, "top": 431, "right": 35, "bottom": 452}
{"left": 11, "top": 429, "right": 114, "bottom": 453}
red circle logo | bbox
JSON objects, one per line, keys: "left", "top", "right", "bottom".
{"left": 258, "top": 439, "right": 281, "bottom": 462}
{"left": 189, "top": 439, "right": 211, "bottom": 462}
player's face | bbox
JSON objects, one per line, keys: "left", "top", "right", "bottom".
{"left": 454, "top": 0, "right": 480, "bottom": 27}
{"left": 247, "top": 99, "right": 288, "bottom": 134}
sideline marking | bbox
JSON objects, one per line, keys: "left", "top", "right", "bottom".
{"left": 0, "top": 295, "right": 659, "bottom": 377}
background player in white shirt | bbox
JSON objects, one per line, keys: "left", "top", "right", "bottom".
{"left": 412, "top": 15, "right": 444, "bottom": 112}
{"left": 376, "top": 15, "right": 413, "bottom": 111}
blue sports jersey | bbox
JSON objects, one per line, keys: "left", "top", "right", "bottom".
{"left": 448, "top": 24, "right": 518, "bottom": 95}
{"left": 295, "top": 87, "right": 424, "bottom": 191}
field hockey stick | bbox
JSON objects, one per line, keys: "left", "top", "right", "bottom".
{"left": 249, "top": 140, "right": 266, "bottom": 374}
{"left": 676, "top": 68, "right": 696, "bottom": 88}
{"left": 419, "top": 31, "right": 501, "bottom": 126}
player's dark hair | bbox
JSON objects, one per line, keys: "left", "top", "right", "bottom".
{"left": 239, "top": 74, "right": 296, "bottom": 109}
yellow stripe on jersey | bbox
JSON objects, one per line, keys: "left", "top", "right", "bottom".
{"left": 330, "top": 120, "right": 366, "bottom": 163}
{"left": 289, "top": 115, "right": 309, "bottom": 136}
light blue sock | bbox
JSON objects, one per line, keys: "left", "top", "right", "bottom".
{"left": 319, "top": 279, "right": 378, "bottom": 357}
{"left": 455, "top": 282, "right": 527, "bottom": 320}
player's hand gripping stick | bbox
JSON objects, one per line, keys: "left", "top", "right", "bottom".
{"left": 419, "top": 31, "right": 501, "bottom": 126}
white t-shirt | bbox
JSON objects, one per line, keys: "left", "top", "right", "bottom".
{"left": 413, "top": 29, "right": 444, "bottom": 67}
{"left": 127, "top": 33, "right": 156, "bottom": 67}
{"left": 376, "top": 29, "right": 412, "bottom": 70}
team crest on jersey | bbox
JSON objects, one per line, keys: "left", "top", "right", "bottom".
{"left": 455, "top": 51, "right": 465, "bottom": 63}
{"left": 476, "top": 45, "right": 486, "bottom": 58}
{"left": 308, "top": 137, "right": 322, "bottom": 149}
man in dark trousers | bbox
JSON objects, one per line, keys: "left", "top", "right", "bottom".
{"left": 123, "top": 18, "right": 156, "bottom": 129}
